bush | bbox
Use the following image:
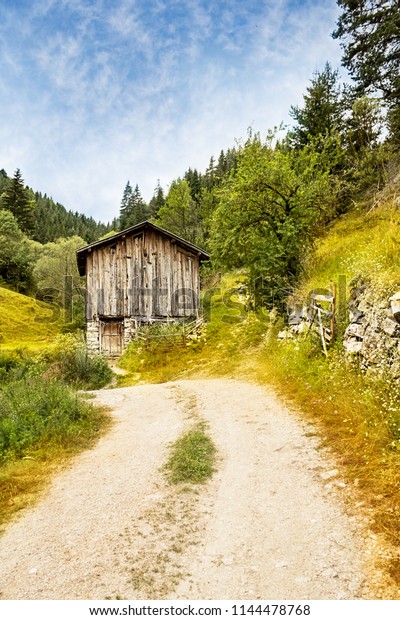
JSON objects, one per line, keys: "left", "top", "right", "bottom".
{"left": 0, "top": 374, "right": 101, "bottom": 461}
{"left": 0, "top": 351, "right": 19, "bottom": 372}
{"left": 47, "top": 334, "right": 113, "bottom": 390}
{"left": 59, "top": 346, "right": 113, "bottom": 390}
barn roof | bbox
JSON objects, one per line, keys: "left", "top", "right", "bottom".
{"left": 76, "top": 220, "right": 210, "bottom": 276}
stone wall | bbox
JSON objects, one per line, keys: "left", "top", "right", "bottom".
{"left": 86, "top": 319, "right": 100, "bottom": 354}
{"left": 281, "top": 279, "right": 400, "bottom": 379}
{"left": 343, "top": 281, "right": 400, "bottom": 378}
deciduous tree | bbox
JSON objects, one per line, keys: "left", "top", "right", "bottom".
{"left": 211, "top": 133, "right": 346, "bottom": 306}
{"left": 0, "top": 210, "right": 37, "bottom": 292}
{"left": 156, "top": 179, "right": 199, "bottom": 243}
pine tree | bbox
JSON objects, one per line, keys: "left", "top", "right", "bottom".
{"left": 288, "top": 63, "right": 344, "bottom": 149}
{"left": 1, "top": 169, "right": 35, "bottom": 235}
{"left": 119, "top": 181, "right": 133, "bottom": 230}
{"left": 204, "top": 156, "right": 216, "bottom": 191}
{"left": 333, "top": 0, "right": 400, "bottom": 142}
{"left": 333, "top": 0, "right": 399, "bottom": 101}
{"left": 119, "top": 182, "right": 149, "bottom": 230}
{"left": 184, "top": 168, "right": 202, "bottom": 204}
{"left": 0, "top": 169, "right": 8, "bottom": 195}
{"left": 32, "top": 192, "right": 113, "bottom": 244}
{"left": 216, "top": 150, "right": 227, "bottom": 178}
{"left": 131, "top": 184, "right": 149, "bottom": 224}
{"left": 148, "top": 180, "right": 165, "bottom": 218}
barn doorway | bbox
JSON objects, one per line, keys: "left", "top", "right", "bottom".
{"left": 99, "top": 318, "right": 124, "bottom": 357}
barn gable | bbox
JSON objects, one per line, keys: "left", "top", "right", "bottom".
{"left": 76, "top": 221, "right": 210, "bottom": 356}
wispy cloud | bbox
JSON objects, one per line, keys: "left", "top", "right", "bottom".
{"left": 0, "top": 0, "right": 344, "bottom": 222}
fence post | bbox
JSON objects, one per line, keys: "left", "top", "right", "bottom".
{"left": 330, "top": 281, "right": 337, "bottom": 344}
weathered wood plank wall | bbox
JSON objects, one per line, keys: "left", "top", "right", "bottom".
{"left": 86, "top": 230, "right": 200, "bottom": 320}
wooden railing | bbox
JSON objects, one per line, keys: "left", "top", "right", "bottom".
{"left": 307, "top": 284, "right": 337, "bottom": 356}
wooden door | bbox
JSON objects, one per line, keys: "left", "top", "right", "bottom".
{"left": 100, "top": 320, "right": 124, "bottom": 356}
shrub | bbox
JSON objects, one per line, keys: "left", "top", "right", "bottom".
{"left": 0, "top": 375, "right": 102, "bottom": 461}
{"left": 0, "top": 351, "right": 19, "bottom": 372}
{"left": 47, "top": 334, "right": 113, "bottom": 390}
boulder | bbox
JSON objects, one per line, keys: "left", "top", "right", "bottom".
{"left": 344, "top": 338, "right": 362, "bottom": 354}
{"left": 296, "top": 321, "right": 309, "bottom": 335}
{"left": 367, "top": 313, "right": 381, "bottom": 331}
{"left": 362, "top": 329, "right": 385, "bottom": 363}
{"left": 382, "top": 317, "right": 400, "bottom": 337}
{"left": 377, "top": 299, "right": 390, "bottom": 310}
{"left": 357, "top": 298, "right": 372, "bottom": 314}
{"left": 288, "top": 311, "right": 302, "bottom": 326}
{"left": 277, "top": 330, "right": 293, "bottom": 340}
{"left": 349, "top": 307, "right": 364, "bottom": 323}
{"left": 390, "top": 361, "right": 400, "bottom": 379}
{"left": 390, "top": 292, "right": 400, "bottom": 323}
{"left": 345, "top": 323, "right": 366, "bottom": 339}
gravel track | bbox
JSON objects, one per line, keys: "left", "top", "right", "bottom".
{"left": 0, "top": 379, "right": 378, "bottom": 599}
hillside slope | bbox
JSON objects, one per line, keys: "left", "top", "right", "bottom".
{"left": 298, "top": 171, "right": 400, "bottom": 302}
{"left": 0, "top": 286, "right": 60, "bottom": 350}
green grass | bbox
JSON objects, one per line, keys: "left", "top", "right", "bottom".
{"left": 0, "top": 371, "right": 111, "bottom": 527}
{"left": 164, "top": 423, "right": 216, "bottom": 484}
{"left": 0, "top": 372, "right": 106, "bottom": 462}
{"left": 118, "top": 272, "right": 266, "bottom": 385}
{"left": 0, "top": 286, "right": 60, "bottom": 351}
{"left": 0, "top": 414, "right": 111, "bottom": 529}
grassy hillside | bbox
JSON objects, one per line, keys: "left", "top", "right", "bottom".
{"left": 298, "top": 198, "right": 400, "bottom": 301}
{"left": 0, "top": 286, "right": 60, "bottom": 350}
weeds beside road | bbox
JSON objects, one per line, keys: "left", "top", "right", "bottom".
{"left": 0, "top": 336, "right": 112, "bottom": 527}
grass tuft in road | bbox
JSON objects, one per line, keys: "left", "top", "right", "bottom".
{"left": 164, "top": 423, "right": 216, "bottom": 484}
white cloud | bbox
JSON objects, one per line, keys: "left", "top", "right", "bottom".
{"left": 0, "top": 0, "right": 346, "bottom": 222}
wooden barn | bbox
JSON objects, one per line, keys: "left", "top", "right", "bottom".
{"left": 76, "top": 221, "right": 210, "bottom": 356}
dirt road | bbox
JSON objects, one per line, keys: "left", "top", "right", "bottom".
{"left": 0, "top": 379, "right": 376, "bottom": 599}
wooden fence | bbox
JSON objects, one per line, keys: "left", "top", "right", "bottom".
{"left": 307, "top": 284, "right": 337, "bottom": 356}
{"left": 136, "top": 317, "right": 205, "bottom": 351}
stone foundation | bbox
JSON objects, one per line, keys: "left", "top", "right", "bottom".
{"left": 85, "top": 316, "right": 190, "bottom": 356}
{"left": 86, "top": 317, "right": 138, "bottom": 355}
{"left": 86, "top": 319, "right": 101, "bottom": 354}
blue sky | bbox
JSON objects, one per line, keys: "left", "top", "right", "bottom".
{"left": 0, "top": 0, "right": 344, "bottom": 223}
